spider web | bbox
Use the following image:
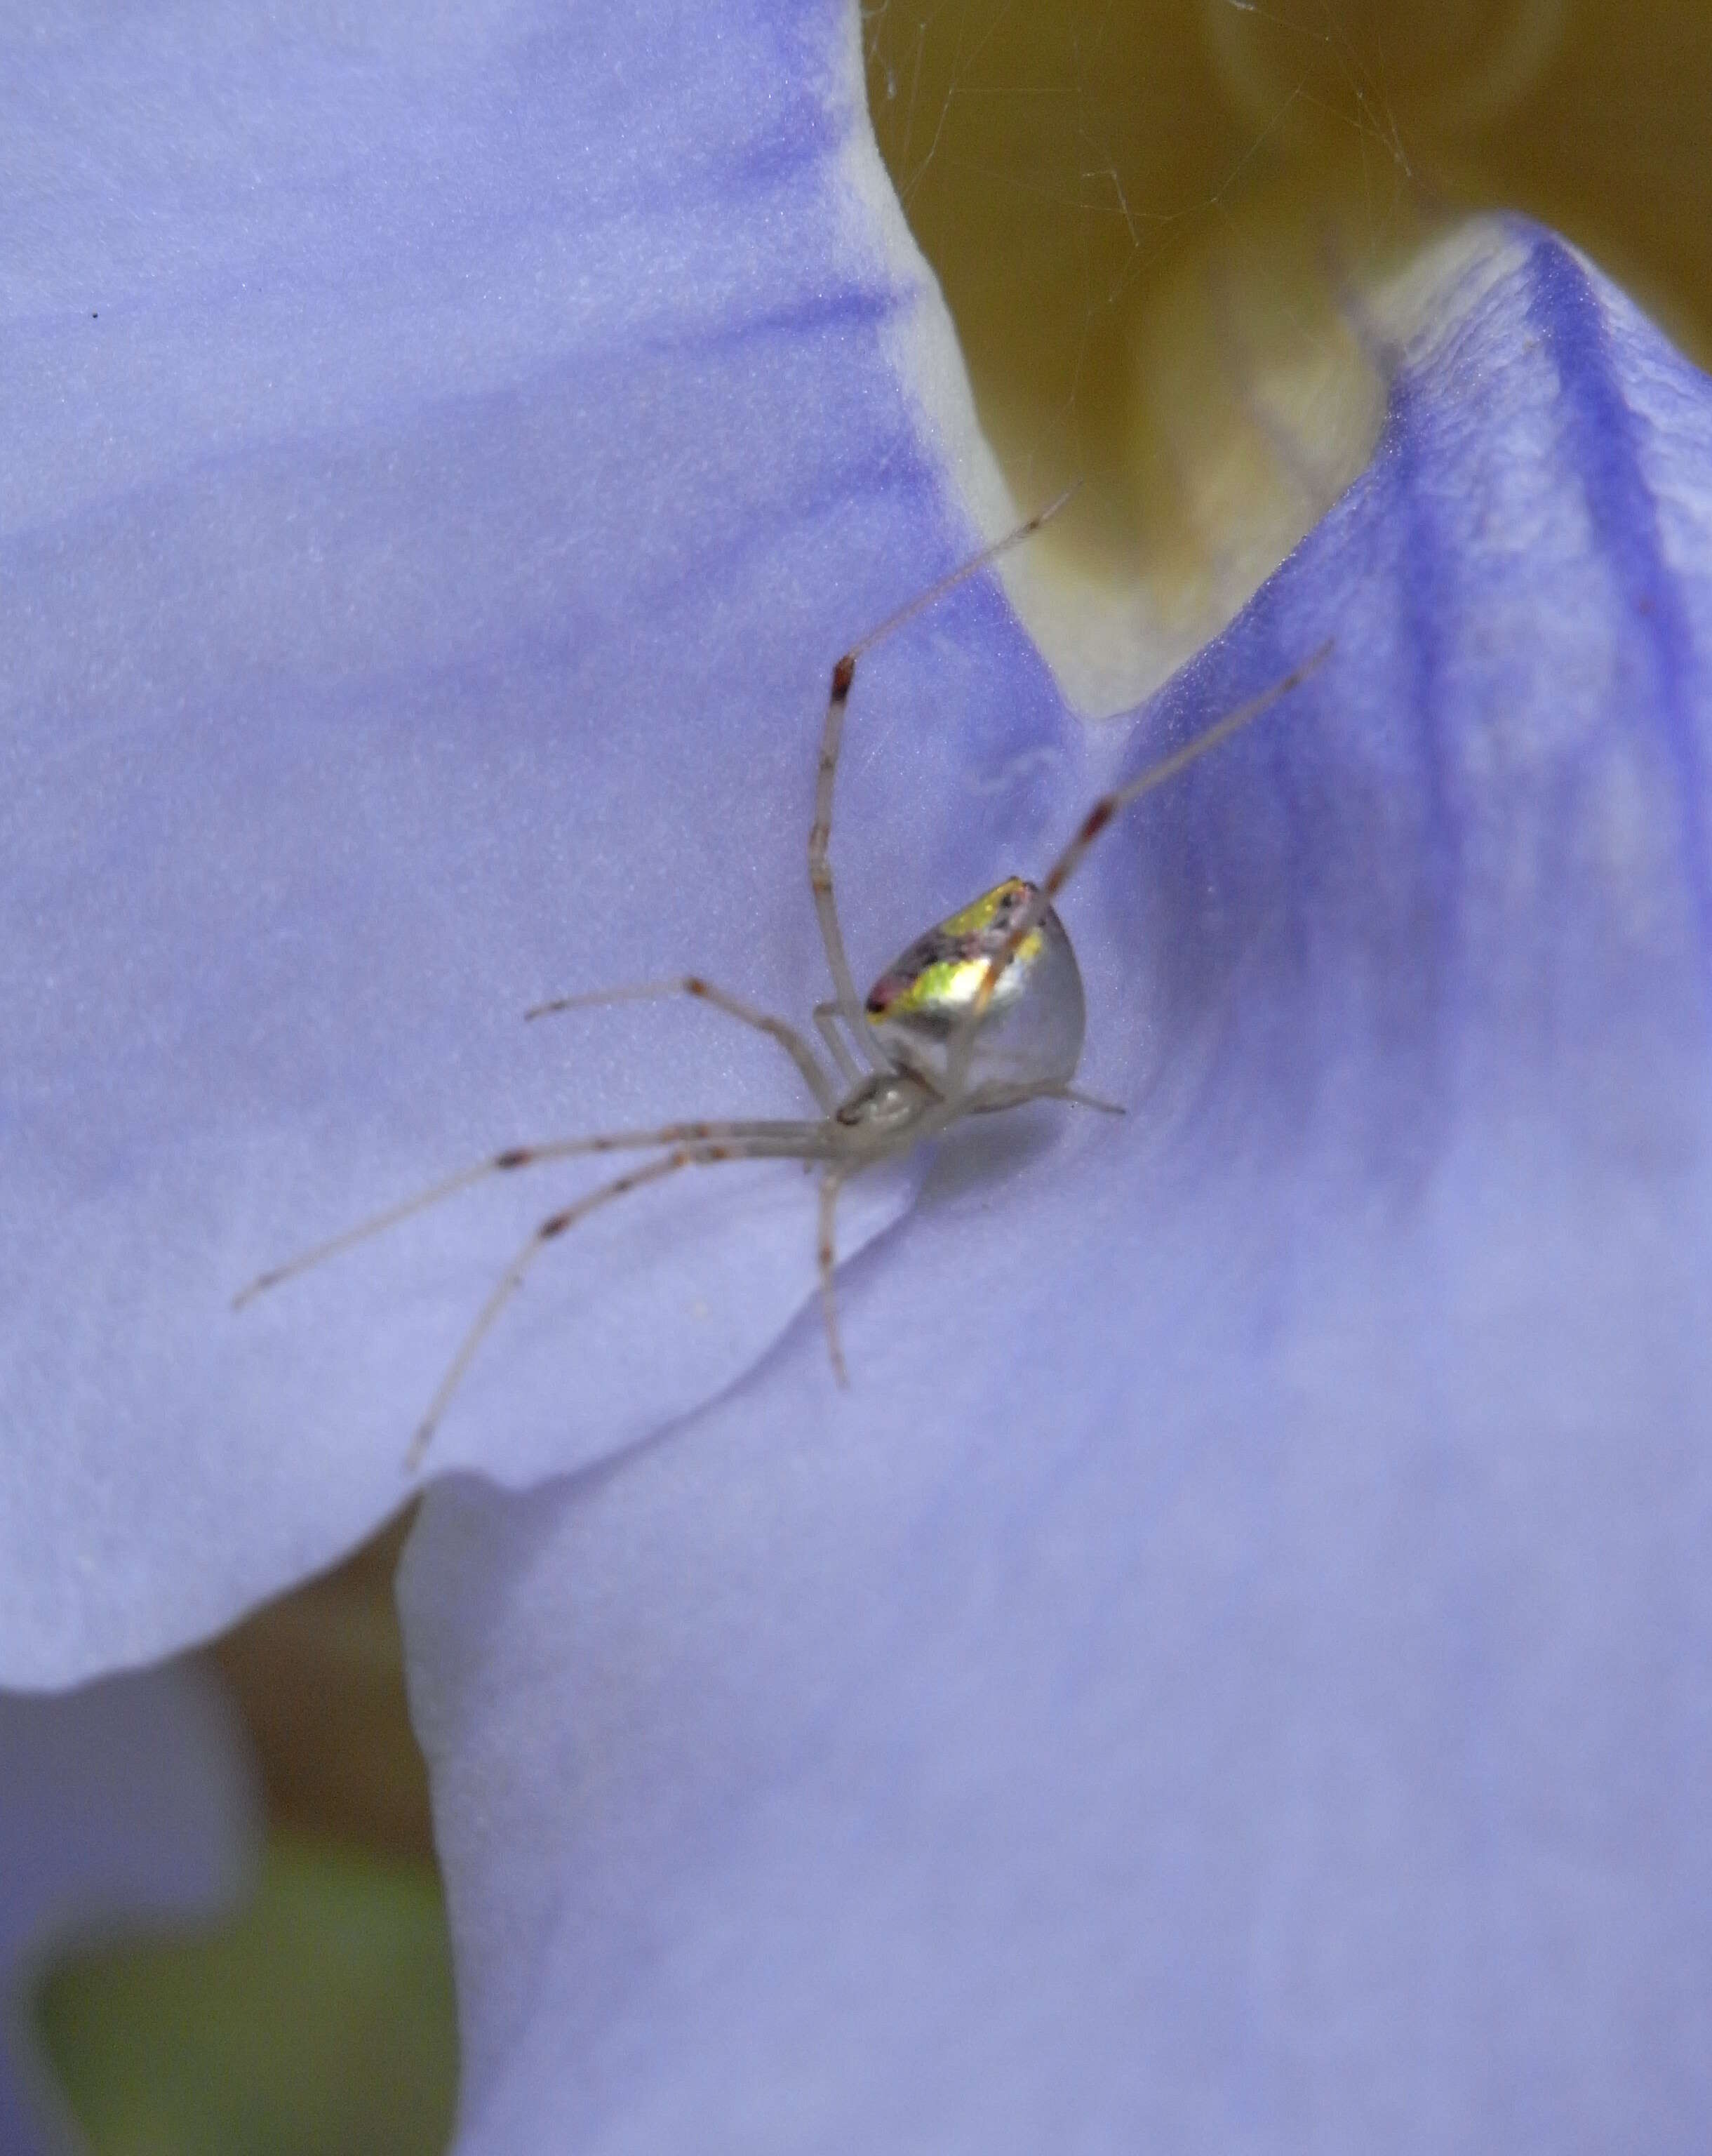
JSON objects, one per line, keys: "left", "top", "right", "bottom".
{"left": 860, "top": 0, "right": 1428, "bottom": 706}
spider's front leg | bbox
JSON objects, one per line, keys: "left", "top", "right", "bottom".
{"left": 808, "top": 494, "right": 1076, "bottom": 1072}
{"left": 944, "top": 641, "right": 1334, "bottom": 1100}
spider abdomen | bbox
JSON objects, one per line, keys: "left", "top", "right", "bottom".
{"left": 864, "top": 877, "right": 1086, "bottom": 1103}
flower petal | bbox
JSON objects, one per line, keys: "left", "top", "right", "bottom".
{"left": 1, "top": 0, "right": 1020, "bottom": 1682}
{"left": 399, "top": 227, "right": 1712, "bottom": 2148}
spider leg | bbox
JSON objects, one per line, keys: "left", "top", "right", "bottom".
{"left": 1031, "top": 641, "right": 1334, "bottom": 917}
{"left": 406, "top": 1126, "right": 860, "bottom": 1467}
{"left": 1050, "top": 1084, "right": 1126, "bottom": 1115}
{"left": 944, "top": 639, "right": 1332, "bottom": 1100}
{"left": 406, "top": 1143, "right": 700, "bottom": 1468}
{"left": 809, "top": 491, "right": 1076, "bottom": 1067}
{"left": 809, "top": 641, "right": 884, "bottom": 1065}
{"left": 816, "top": 1167, "right": 850, "bottom": 1388}
{"left": 526, "top": 976, "right": 836, "bottom": 1113}
{"left": 812, "top": 998, "right": 866, "bottom": 1087}
{"left": 233, "top": 1115, "right": 841, "bottom": 1307}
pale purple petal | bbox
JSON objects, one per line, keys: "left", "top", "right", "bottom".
{"left": 1, "top": 0, "right": 985, "bottom": 1682}
{"left": 0, "top": 1665, "right": 258, "bottom": 2154}
{"left": 400, "top": 229, "right": 1712, "bottom": 2150}
{"left": 8, "top": 0, "right": 1712, "bottom": 2140}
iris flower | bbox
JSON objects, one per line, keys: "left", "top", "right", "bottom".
{"left": 4, "top": 1, "right": 1710, "bottom": 2147}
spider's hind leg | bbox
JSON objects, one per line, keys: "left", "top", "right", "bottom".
{"left": 400, "top": 1116, "right": 853, "bottom": 1469}
{"left": 816, "top": 1168, "right": 850, "bottom": 1388}
{"left": 406, "top": 1136, "right": 787, "bottom": 1470}
{"left": 233, "top": 1115, "right": 835, "bottom": 1311}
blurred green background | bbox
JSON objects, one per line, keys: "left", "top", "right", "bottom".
{"left": 33, "top": 1519, "right": 458, "bottom": 2155}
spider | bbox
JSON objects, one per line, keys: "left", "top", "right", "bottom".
{"left": 236, "top": 500, "right": 1328, "bottom": 1469}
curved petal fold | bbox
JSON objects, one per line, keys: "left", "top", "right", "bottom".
{"left": 400, "top": 225, "right": 1712, "bottom": 2150}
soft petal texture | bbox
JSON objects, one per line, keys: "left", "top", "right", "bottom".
{"left": 0, "top": 1664, "right": 258, "bottom": 2154}
{"left": 400, "top": 229, "right": 1712, "bottom": 2150}
{"left": 0, "top": 0, "right": 1006, "bottom": 1682}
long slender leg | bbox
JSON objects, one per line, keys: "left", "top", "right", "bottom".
{"left": 812, "top": 998, "right": 864, "bottom": 1088}
{"left": 944, "top": 640, "right": 1333, "bottom": 1100}
{"left": 816, "top": 1168, "right": 849, "bottom": 1388}
{"left": 526, "top": 977, "right": 836, "bottom": 1112}
{"left": 808, "top": 644, "right": 878, "bottom": 1058}
{"left": 406, "top": 1145, "right": 702, "bottom": 1469}
{"left": 234, "top": 1115, "right": 839, "bottom": 1307}
{"left": 809, "top": 491, "right": 1076, "bottom": 1061}
{"left": 1050, "top": 1084, "right": 1126, "bottom": 1115}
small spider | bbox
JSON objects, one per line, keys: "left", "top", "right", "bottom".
{"left": 236, "top": 500, "right": 1328, "bottom": 1468}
